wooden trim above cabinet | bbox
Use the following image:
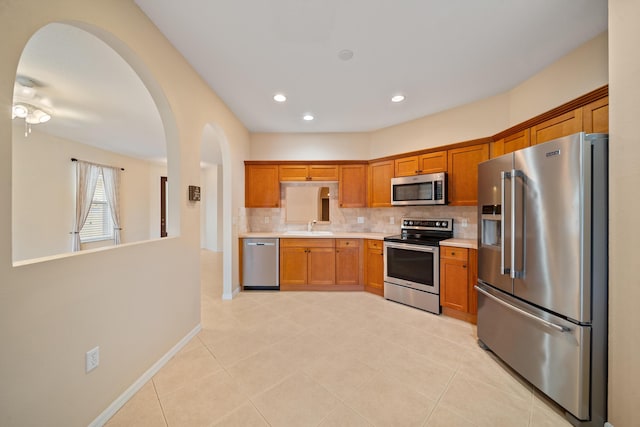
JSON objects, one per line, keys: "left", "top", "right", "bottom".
{"left": 492, "top": 85, "right": 608, "bottom": 141}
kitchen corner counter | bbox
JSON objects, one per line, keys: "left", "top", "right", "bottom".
{"left": 440, "top": 238, "right": 477, "bottom": 249}
{"left": 239, "top": 232, "right": 389, "bottom": 240}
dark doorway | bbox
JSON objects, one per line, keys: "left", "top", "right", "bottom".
{"left": 160, "top": 176, "right": 167, "bottom": 237}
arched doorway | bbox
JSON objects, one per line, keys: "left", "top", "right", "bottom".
{"left": 200, "top": 124, "right": 233, "bottom": 300}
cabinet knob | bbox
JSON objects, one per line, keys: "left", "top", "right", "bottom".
{"left": 463, "top": 265, "right": 467, "bottom": 268}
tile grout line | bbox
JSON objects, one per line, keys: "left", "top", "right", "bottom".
{"left": 151, "top": 378, "right": 171, "bottom": 427}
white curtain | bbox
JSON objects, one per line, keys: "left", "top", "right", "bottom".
{"left": 102, "top": 166, "right": 122, "bottom": 245}
{"left": 72, "top": 161, "right": 101, "bottom": 251}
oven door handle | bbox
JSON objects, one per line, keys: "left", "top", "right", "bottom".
{"left": 384, "top": 242, "right": 437, "bottom": 253}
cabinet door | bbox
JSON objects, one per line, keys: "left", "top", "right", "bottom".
{"left": 440, "top": 247, "right": 469, "bottom": 312}
{"left": 368, "top": 160, "right": 394, "bottom": 207}
{"left": 531, "top": 108, "right": 583, "bottom": 146}
{"left": 336, "top": 239, "right": 361, "bottom": 286}
{"left": 447, "top": 144, "right": 489, "bottom": 206}
{"left": 280, "top": 246, "right": 308, "bottom": 285}
{"left": 309, "top": 164, "right": 339, "bottom": 181}
{"left": 419, "top": 151, "right": 447, "bottom": 173}
{"left": 364, "top": 240, "right": 384, "bottom": 295}
{"left": 468, "top": 249, "right": 478, "bottom": 315}
{"left": 245, "top": 164, "right": 280, "bottom": 208}
{"left": 504, "top": 129, "right": 531, "bottom": 155}
{"left": 583, "top": 97, "right": 608, "bottom": 133}
{"left": 394, "top": 156, "right": 420, "bottom": 177}
{"left": 279, "top": 165, "right": 309, "bottom": 181}
{"left": 308, "top": 247, "right": 336, "bottom": 285}
{"left": 339, "top": 164, "right": 367, "bottom": 208}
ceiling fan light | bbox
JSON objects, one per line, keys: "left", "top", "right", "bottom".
{"left": 38, "top": 112, "right": 51, "bottom": 123}
{"left": 13, "top": 104, "right": 28, "bottom": 118}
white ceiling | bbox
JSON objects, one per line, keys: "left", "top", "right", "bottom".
{"left": 12, "top": 2, "right": 607, "bottom": 164}
{"left": 135, "top": 0, "right": 608, "bottom": 133}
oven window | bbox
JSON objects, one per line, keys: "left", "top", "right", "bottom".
{"left": 386, "top": 246, "right": 434, "bottom": 286}
{"left": 393, "top": 182, "right": 433, "bottom": 202}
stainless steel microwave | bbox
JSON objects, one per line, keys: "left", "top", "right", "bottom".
{"left": 391, "top": 172, "right": 447, "bottom": 206}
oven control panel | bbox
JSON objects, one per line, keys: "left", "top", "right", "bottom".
{"left": 401, "top": 218, "right": 453, "bottom": 232}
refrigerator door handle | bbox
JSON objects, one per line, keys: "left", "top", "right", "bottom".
{"left": 511, "top": 169, "right": 525, "bottom": 279}
{"left": 475, "top": 286, "right": 571, "bottom": 333}
{"left": 500, "top": 171, "right": 511, "bottom": 275}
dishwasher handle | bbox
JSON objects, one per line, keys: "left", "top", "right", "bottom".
{"left": 246, "top": 242, "right": 276, "bottom": 246}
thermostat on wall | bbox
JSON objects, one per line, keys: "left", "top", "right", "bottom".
{"left": 188, "top": 185, "right": 201, "bottom": 201}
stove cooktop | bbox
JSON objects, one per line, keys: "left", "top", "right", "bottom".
{"left": 384, "top": 217, "right": 454, "bottom": 246}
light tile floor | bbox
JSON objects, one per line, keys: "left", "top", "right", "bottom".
{"left": 106, "top": 250, "right": 572, "bottom": 427}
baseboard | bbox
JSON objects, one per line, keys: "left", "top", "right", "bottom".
{"left": 88, "top": 323, "right": 202, "bottom": 427}
{"left": 222, "top": 286, "right": 241, "bottom": 300}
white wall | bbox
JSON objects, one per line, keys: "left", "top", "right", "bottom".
{"left": 250, "top": 132, "right": 370, "bottom": 160}
{"left": 608, "top": 1, "right": 640, "bottom": 425}
{"left": 200, "top": 164, "right": 220, "bottom": 251}
{"left": 251, "top": 31, "right": 609, "bottom": 162}
{"left": 0, "top": 1, "right": 250, "bottom": 426}
{"left": 12, "top": 123, "right": 157, "bottom": 261}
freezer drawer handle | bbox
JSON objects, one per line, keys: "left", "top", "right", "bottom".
{"left": 475, "top": 286, "right": 570, "bottom": 333}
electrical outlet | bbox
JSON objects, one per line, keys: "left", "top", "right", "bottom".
{"left": 389, "top": 216, "right": 395, "bottom": 225}
{"left": 264, "top": 216, "right": 270, "bottom": 224}
{"left": 357, "top": 216, "right": 365, "bottom": 224}
{"left": 86, "top": 346, "right": 99, "bottom": 373}
{"left": 461, "top": 218, "right": 468, "bottom": 227}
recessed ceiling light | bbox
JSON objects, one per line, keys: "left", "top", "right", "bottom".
{"left": 273, "top": 93, "right": 287, "bottom": 102}
{"left": 338, "top": 49, "right": 354, "bottom": 61}
{"left": 391, "top": 95, "right": 405, "bottom": 103}
{"left": 303, "top": 114, "right": 314, "bottom": 121}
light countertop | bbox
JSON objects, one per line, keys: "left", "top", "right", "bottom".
{"left": 440, "top": 238, "right": 478, "bottom": 249}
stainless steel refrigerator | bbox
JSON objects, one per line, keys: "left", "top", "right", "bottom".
{"left": 476, "top": 132, "right": 607, "bottom": 426}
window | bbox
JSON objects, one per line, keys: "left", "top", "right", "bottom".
{"left": 80, "top": 171, "right": 114, "bottom": 242}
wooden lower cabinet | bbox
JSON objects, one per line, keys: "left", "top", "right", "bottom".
{"left": 335, "top": 239, "right": 362, "bottom": 286}
{"left": 440, "top": 245, "right": 478, "bottom": 323}
{"left": 364, "top": 239, "right": 384, "bottom": 296}
{"left": 279, "top": 238, "right": 362, "bottom": 291}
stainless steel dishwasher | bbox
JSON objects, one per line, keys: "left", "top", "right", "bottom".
{"left": 242, "top": 238, "right": 279, "bottom": 290}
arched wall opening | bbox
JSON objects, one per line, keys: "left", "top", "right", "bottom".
{"left": 201, "top": 123, "right": 233, "bottom": 300}
{"left": 11, "top": 21, "right": 181, "bottom": 265}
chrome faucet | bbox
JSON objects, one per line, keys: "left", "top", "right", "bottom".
{"left": 307, "top": 220, "right": 317, "bottom": 232}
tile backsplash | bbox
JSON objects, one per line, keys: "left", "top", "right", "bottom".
{"left": 242, "top": 182, "right": 478, "bottom": 239}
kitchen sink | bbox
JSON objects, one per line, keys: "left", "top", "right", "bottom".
{"left": 283, "top": 231, "right": 334, "bottom": 236}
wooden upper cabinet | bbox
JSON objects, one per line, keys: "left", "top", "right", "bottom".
{"left": 339, "top": 164, "right": 367, "bottom": 208}
{"left": 531, "top": 108, "right": 583, "bottom": 146}
{"left": 583, "top": 96, "right": 609, "bottom": 133}
{"left": 419, "top": 151, "right": 447, "bottom": 173}
{"left": 494, "top": 129, "right": 530, "bottom": 157}
{"left": 447, "top": 143, "right": 489, "bottom": 206}
{"left": 245, "top": 164, "right": 280, "bottom": 208}
{"left": 395, "top": 151, "right": 447, "bottom": 176}
{"left": 368, "top": 160, "right": 394, "bottom": 207}
{"left": 279, "top": 164, "right": 338, "bottom": 181}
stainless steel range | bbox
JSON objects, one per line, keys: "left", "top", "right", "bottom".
{"left": 383, "top": 218, "right": 453, "bottom": 314}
